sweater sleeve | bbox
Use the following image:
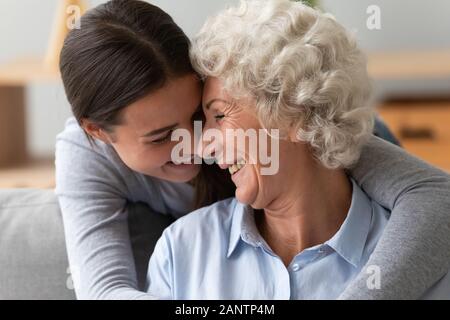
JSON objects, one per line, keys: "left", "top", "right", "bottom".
{"left": 55, "top": 134, "right": 155, "bottom": 300}
{"left": 342, "top": 135, "right": 450, "bottom": 299}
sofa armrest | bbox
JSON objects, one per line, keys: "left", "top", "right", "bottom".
{"left": 0, "top": 189, "right": 76, "bottom": 300}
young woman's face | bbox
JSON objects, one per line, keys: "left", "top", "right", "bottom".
{"left": 104, "top": 74, "right": 202, "bottom": 182}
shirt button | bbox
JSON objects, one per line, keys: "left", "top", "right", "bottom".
{"left": 291, "top": 263, "right": 300, "bottom": 272}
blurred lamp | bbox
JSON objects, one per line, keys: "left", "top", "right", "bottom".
{"left": 45, "top": 0, "right": 88, "bottom": 70}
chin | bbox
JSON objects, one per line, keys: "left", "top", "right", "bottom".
{"left": 146, "top": 163, "right": 201, "bottom": 183}
{"left": 170, "top": 164, "right": 202, "bottom": 183}
{"left": 235, "top": 186, "right": 258, "bottom": 206}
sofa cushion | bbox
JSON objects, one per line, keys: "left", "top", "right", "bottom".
{"left": 0, "top": 189, "right": 75, "bottom": 300}
{"left": 0, "top": 189, "right": 172, "bottom": 300}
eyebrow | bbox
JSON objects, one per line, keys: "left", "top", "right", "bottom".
{"left": 205, "top": 98, "right": 230, "bottom": 110}
{"left": 140, "top": 123, "right": 178, "bottom": 137}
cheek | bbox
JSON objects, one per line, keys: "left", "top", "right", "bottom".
{"left": 235, "top": 164, "right": 260, "bottom": 204}
{"left": 238, "top": 165, "right": 277, "bottom": 209}
{"left": 219, "top": 124, "right": 245, "bottom": 161}
{"left": 222, "top": 118, "right": 262, "bottom": 162}
{"left": 113, "top": 142, "right": 171, "bottom": 173}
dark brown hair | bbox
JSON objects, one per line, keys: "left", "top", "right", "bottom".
{"left": 193, "top": 163, "right": 236, "bottom": 209}
{"left": 59, "top": 0, "right": 235, "bottom": 208}
{"left": 60, "top": 0, "right": 193, "bottom": 133}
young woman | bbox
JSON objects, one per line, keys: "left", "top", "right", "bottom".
{"left": 56, "top": 0, "right": 450, "bottom": 299}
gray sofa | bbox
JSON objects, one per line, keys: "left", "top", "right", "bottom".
{"left": 0, "top": 188, "right": 172, "bottom": 300}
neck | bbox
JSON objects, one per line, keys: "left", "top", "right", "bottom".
{"left": 256, "top": 165, "right": 352, "bottom": 267}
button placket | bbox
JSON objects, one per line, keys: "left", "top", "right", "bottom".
{"left": 317, "top": 245, "right": 329, "bottom": 258}
{"left": 291, "top": 263, "right": 300, "bottom": 272}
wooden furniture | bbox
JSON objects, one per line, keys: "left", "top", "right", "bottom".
{"left": 368, "top": 49, "right": 450, "bottom": 80}
{"left": 0, "top": 0, "right": 87, "bottom": 165}
{"left": 0, "top": 1, "right": 87, "bottom": 188}
{"left": 0, "top": 159, "right": 55, "bottom": 189}
{"left": 45, "top": 0, "right": 88, "bottom": 69}
{"left": 378, "top": 100, "right": 450, "bottom": 172}
{"left": 369, "top": 49, "right": 450, "bottom": 172}
{"left": 0, "top": 58, "right": 58, "bottom": 187}
{"left": 0, "top": 59, "right": 60, "bottom": 168}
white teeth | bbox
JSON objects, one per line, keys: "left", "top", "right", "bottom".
{"left": 228, "top": 160, "right": 246, "bottom": 175}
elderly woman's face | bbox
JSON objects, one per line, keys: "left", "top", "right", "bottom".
{"left": 201, "top": 77, "right": 311, "bottom": 208}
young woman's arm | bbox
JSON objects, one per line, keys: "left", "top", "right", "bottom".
{"left": 343, "top": 135, "right": 450, "bottom": 299}
{"left": 56, "top": 132, "right": 156, "bottom": 300}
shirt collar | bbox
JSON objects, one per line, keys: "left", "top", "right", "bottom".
{"left": 325, "top": 179, "right": 373, "bottom": 267}
{"left": 227, "top": 179, "right": 373, "bottom": 267}
{"left": 227, "top": 200, "right": 260, "bottom": 258}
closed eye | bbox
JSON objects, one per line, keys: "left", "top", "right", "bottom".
{"left": 150, "top": 129, "right": 174, "bottom": 145}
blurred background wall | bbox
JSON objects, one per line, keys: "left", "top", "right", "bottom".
{"left": 0, "top": 0, "right": 449, "bottom": 187}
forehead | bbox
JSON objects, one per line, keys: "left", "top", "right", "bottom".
{"left": 203, "top": 77, "right": 256, "bottom": 110}
{"left": 120, "top": 74, "right": 201, "bottom": 132}
{"left": 203, "top": 77, "right": 228, "bottom": 103}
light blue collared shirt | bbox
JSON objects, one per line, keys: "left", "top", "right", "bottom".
{"left": 146, "top": 179, "right": 450, "bottom": 299}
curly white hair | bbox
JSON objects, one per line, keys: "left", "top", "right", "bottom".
{"left": 190, "top": 0, "right": 375, "bottom": 169}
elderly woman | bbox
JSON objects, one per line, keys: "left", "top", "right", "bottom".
{"left": 146, "top": 0, "right": 450, "bottom": 299}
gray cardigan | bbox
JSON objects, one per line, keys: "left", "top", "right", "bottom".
{"left": 55, "top": 117, "right": 450, "bottom": 299}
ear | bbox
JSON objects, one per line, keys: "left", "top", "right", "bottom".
{"left": 80, "top": 119, "right": 113, "bottom": 144}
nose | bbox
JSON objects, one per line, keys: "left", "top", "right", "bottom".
{"left": 178, "top": 120, "right": 203, "bottom": 165}
{"left": 169, "top": 120, "right": 201, "bottom": 164}
{"left": 196, "top": 119, "right": 226, "bottom": 166}
{"left": 196, "top": 129, "right": 215, "bottom": 161}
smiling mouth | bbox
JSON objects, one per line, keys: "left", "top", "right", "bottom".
{"left": 169, "top": 155, "right": 199, "bottom": 165}
{"left": 228, "top": 159, "right": 246, "bottom": 175}
{"left": 167, "top": 161, "right": 194, "bottom": 167}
